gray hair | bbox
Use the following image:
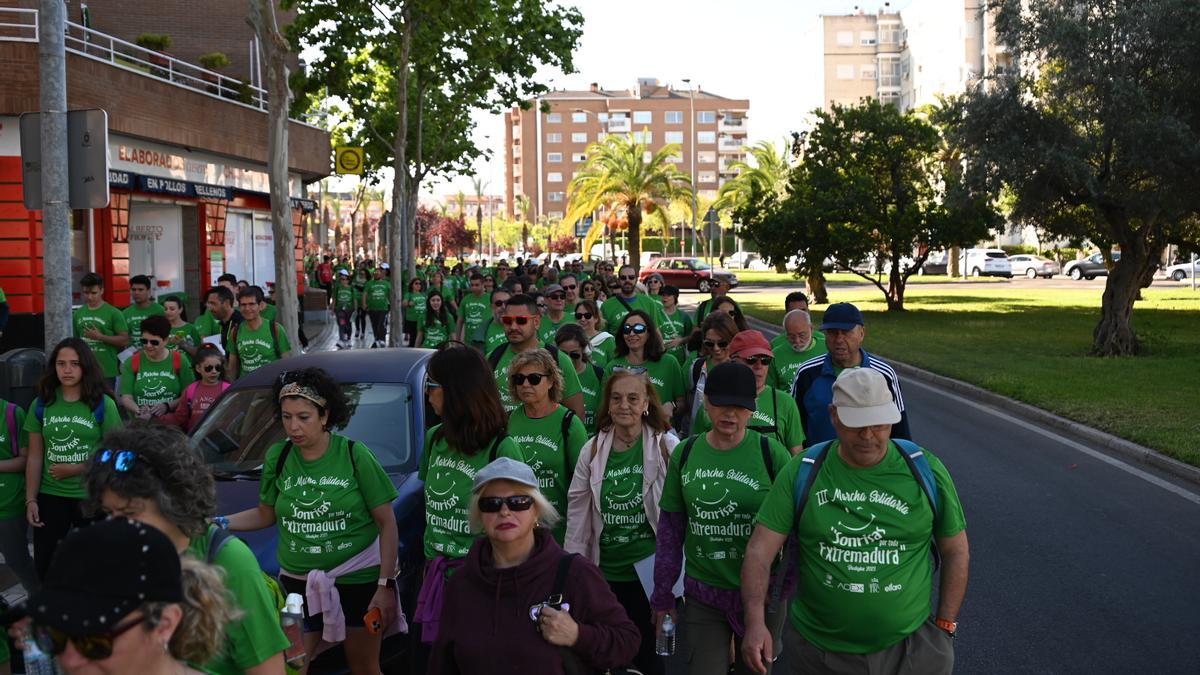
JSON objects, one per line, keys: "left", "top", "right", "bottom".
{"left": 467, "top": 481, "right": 561, "bottom": 533}
{"left": 507, "top": 348, "right": 565, "bottom": 403}
{"left": 783, "top": 309, "right": 812, "bottom": 328}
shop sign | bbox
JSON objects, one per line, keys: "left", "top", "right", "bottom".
{"left": 290, "top": 197, "right": 317, "bottom": 213}
{"left": 109, "top": 170, "right": 132, "bottom": 188}
{"left": 127, "top": 173, "right": 234, "bottom": 200}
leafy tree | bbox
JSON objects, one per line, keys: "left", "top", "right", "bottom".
{"left": 565, "top": 134, "right": 693, "bottom": 273}
{"left": 417, "top": 207, "right": 476, "bottom": 258}
{"left": 549, "top": 234, "right": 576, "bottom": 254}
{"left": 945, "top": 0, "right": 1200, "bottom": 355}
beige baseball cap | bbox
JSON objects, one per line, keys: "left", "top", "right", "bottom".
{"left": 832, "top": 368, "right": 901, "bottom": 428}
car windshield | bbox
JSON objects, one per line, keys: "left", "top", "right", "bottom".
{"left": 190, "top": 382, "right": 415, "bottom": 476}
{"left": 985, "top": 251, "right": 1007, "bottom": 259}
{"left": 691, "top": 260, "right": 712, "bottom": 270}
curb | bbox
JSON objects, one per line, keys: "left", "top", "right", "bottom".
{"left": 745, "top": 315, "right": 1200, "bottom": 487}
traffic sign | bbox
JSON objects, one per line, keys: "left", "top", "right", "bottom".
{"left": 19, "top": 109, "right": 110, "bottom": 210}
{"left": 704, "top": 207, "right": 721, "bottom": 239}
{"left": 335, "top": 146, "right": 364, "bottom": 175}
{"left": 575, "top": 215, "right": 593, "bottom": 238}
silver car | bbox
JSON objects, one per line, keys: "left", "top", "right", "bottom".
{"left": 1009, "top": 254, "right": 1061, "bottom": 279}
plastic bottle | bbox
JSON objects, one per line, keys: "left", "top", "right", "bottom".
{"left": 281, "top": 593, "right": 307, "bottom": 669}
{"left": 655, "top": 614, "right": 676, "bottom": 656}
{"left": 23, "top": 628, "right": 59, "bottom": 675}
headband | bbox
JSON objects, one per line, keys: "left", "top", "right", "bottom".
{"left": 278, "top": 382, "right": 327, "bottom": 408}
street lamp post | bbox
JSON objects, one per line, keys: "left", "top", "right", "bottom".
{"left": 683, "top": 78, "right": 698, "bottom": 258}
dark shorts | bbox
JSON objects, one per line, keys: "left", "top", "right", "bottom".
{"left": 280, "top": 575, "right": 378, "bottom": 634}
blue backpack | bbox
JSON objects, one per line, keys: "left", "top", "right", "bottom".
{"left": 34, "top": 397, "right": 106, "bottom": 426}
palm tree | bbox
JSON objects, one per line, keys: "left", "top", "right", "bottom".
{"left": 516, "top": 194, "right": 532, "bottom": 254}
{"left": 471, "top": 177, "right": 487, "bottom": 262}
{"left": 564, "top": 133, "right": 693, "bottom": 271}
{"left": 712, "top": 140, "right": 792, "bottom": 214}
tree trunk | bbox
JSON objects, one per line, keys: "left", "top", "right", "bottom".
{"left": 886, "top": 262, "right": 906, "bottom": 311}
{"left": 388, "top": 8, "right": 413, "bottom": 347}
{"left": 628, "top": 203, "right": 642, "bottom": 273}
{"left": 1092, "top": 246, "right": 1158, "bottom": 356}
{"left": 806, "top": 269, "right": 829, "bottom": 304}
{"left": 249, "top": 0, "right": 298, "bottom": 348}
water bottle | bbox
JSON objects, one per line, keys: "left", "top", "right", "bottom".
{"left": 655, "top": 614, "right": 676, "bottom": 656}
{"left": 281, "top": 593, "right": 307, "bottom": 669}
{"left": 23, "top": 628, "right": 59, "bottom": 675}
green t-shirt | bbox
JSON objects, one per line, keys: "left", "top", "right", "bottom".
{"left": 229, "top": 321, "right": 290, "bottom": 377}
{"left": 693, "top": 387, "right": 805, "bottom": 451}
{"left": 333, "top": 284, "right": 359, "bottom": 312}
{"left": 420, "top": 318, "right": 451, "bottom": 349}
{"left": 261, "top": 303, "right": 278, "bottom": 323}
{"left": 755, "top": 442, "right": 967, "bottom": 654}
{"left": 460, "top": 293, "right": 491, "bottom": 340}
{"left": 0, "top": 400, "right": 30, "bottom": 518}
{"left": 576, "top": 363, "right": 604, "bottom": 433}
{"left": 598, "top": 438, "right": 657, "bottom": 582}
{"left": 365, "top": 279, "right": 393, "bottom": 311}
{"left": 123, "top": 302, "right": 166, "bottom": 350}
{"left": 588, "top": 334, "right": 616, "bottom": 367}
{"left": 169, "top": 322, "right": 203, "bottom": 352}
{"left": 479, "top": 319, "right": 507, "bottom": 353}
{"left": 194, "top": 311, "right": 220, "bottom": 339}
{"left": 493, "top": 346, "right": 583, "bottom": 412}
{"left": 600, "top": 294, "right": 669, "bottom": 334}
{"left": 259, "top": 435, "right": 399, "bottom": 584}
{"left": 403, "top": 291, "right": 426, "bottom": 322}
{"left": 662, "top": 308, "right": 694, "bottom": 365}
{"left": 73, "top": 302, "right": 129, "bottom": 378}
{"left": 659, "top": 431, "right": 791, "bottom": 590}
{"left": 187, "top": 527, "right": 291, "bottom": 673}
{"left": 418, "top": 427, "right": 526, "bottom": 560}
{"left": 769, "top": 332, "right": 828, "bottom": 390}
{"left": 538, "top": 314, "right": 574, "bottom": 345}
{"left": 23, "top": 394, "right": 123, "bottom": 498}
{"left": 506, "top": 406, "right": 588, "bottom": 542}
{"left": 118, "top": 351, "right": 195, "bottom": 406}
{"left": 605, "top": 355, "right": 685, "bottom": 405}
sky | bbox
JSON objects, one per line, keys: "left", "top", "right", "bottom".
{"left": 406, "top": 0, "right": 913, "bottom": 201}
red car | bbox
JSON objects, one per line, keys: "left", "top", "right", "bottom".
{"left": 639, "top": 257, "right": 739, "bottom": 293}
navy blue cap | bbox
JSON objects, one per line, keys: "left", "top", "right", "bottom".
{"left": 819, "top": 303, "right": 864, "bottom": 331}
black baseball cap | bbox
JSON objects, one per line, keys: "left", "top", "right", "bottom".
{"left": 24, "top": 519, "right": 183, "bottom": 636}
{"left": 704, "top": 362, "right": 757, "bottom": 411}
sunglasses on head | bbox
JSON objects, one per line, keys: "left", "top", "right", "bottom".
{"left": 703, "top": 339, "right": 730, "bottom": 351}
{"left": 36, "top": 617, "right": 148, "bottom": 660}
{"left": 478, "top": 495, "right": 535, "bottom": 513}
{"left": 511, "top": 372, "right": 549, "bottom": 386}
{"left": 501, "top": 315, "right": 534, "bottom": 326}
{"left": 622, "top": 323, "right": 648, "bottom": 335}
{"left": 740, "top": 355, "right": 774, "bottom": 366}
{"left": 143, "top": 338, "right": 162, "bottom": 347}
{"left": 97, "top": 449, "right": 138, "bottom": 472}
{"left": 574, "top": 312, "right": 593, "bottom": 321}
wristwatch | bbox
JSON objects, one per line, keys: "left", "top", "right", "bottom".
{"left": 377, "top": 577, "right": 397, "bottom": 588}
{"left": 935, "top": 617, "right": 957, "bottom": 637}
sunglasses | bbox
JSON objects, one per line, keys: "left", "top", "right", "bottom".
{"left": 493, "top": 300, "right": 508, "bottom": 307}
{"left": 511, "top": 372, "right": 550, "bottom": 386}
{"left": 740, "top": 355, "right": 774, "bottom": 366}
{"left": 567, "top": 351, "right": 583, "bottom": 361}
{"left": 622, "top": 323, "right": 648, "bottom": 335}
{"left": 618, "top": 274, "right": 637, "bottom": 281}
{"left": 143, "top": 338, "right": 163, "bottom": 347}
{"left": 36, "top": 617, "right": 148, "bottom": 660}
{"left": 548, "top": 293, "right": 565, "bottom": 301}
{"left": 501, "top": 315, "right": 534, "bottom": 326}
{"left": 97, "top": 449, "right": 138, "bottom": 472}
{"left": 562, "top": 284, "right": 577, "bottom": 290}
{"left": 425, "top": 380, "right": 442, "bottom": 393}
{"left": 703, "top": 339, "right": 730, "bottom": 351}
{"left": 202, "top": 364, "right": 222, "bottom": 373}
{"left": 478, "top": 495, "right": 535, "bottom": 513}
{"left": 574, "top": 312, "right": 593, "bottom": 321}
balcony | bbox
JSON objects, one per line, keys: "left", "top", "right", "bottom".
{"left": 719, "top": 116, "right": 747, "bottom": 133}
{"left": 718, "top": 136, "right": 745, "bottom": 152}
{"left": 607, "top": 118, "right": 631, "bottom": 133}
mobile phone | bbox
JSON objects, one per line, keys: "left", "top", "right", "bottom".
{"left": 364, "top": 607, "right": 382, "bottom": 635}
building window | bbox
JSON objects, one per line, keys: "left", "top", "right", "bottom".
{"left": 698, "top": 171, "right": 717, "bottom": 184}
{"left": 572, "top": 111, "right": 588, "bottom": 123}
{"left": 571, "top": 132, "right": 588, "bottom": 143}
{"left": 633, "top": 131, "right": 653, "bottom": 144}
{"left": 879, "top": 57, "right": 901, "bottom": 88}
{"left": 879, "top": 25, "right": 901, "bottom": 44}
{"left": 572, "top": 152, "right": 587, "bottom": 162}
{"left": 548, "top": 192, "right": 565, "bottom": 202}
{"left": 546, "top": 133, "right": 562, "bottom": 143}
{"left": 598, "top": 112, "right": 609, "bottom": 122}
{"left": 633, "top": 111, "right": 652, "bottom": 124}
{"left": 836, "top": 31, "right": 853, "bottom": 46}
{"left": 548, "top": 211, "right": 564, "bottom": 219}
{"left": 547, "top": 152, "right": 563, "bottom": 162}
{"left": 861, "top": 65, "right": 877, "bottom": 80}
{"left": 546, "top": 112, "right": 562, "bottom": 123}
{"left": 666, "top": 153, "right": 682, "bottom": 163}
{"left": 665, "top": 111, "right": 683, "bottom": 124}
{"left": 860, "top": 31, "right": 877, "bottom": 45}
{"left": 697, "top": 111, "right": 716, "bottom": 124}
{"left": 837, "top": 64, "right": 855, "bottom": 80}
{"left": 548, "top": 172, "right": 563, "bottom": 182}
{"left": 665, "top": 131, "right": 684, "bottom": 144}
{"left": 597, "top": 132, "right": 608, "bottom": 142}
{"left": 697, "top": 151, "right": 716, "bottom": 163}
{"left": 697, "top": 131, "right": 716, "bottom": 144}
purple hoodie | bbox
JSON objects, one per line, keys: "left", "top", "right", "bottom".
{"left": 429, "top": 528, "right": 640, "bottom": 675}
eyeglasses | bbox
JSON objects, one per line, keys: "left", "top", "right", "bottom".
{"left": 536, "top": 303, "right": 547, "bottom": 310}
{"left": 36, "top": 616, "right": 149, "bottom": 660}
{"left": 143, "top": 338, "right": 162, "bottom": 347}
{"left": 567, "top": 351, "right": 583, "bottom": 361}
{"left": 647, "top": 278, "right": 661, "bottom": 284}
{"left": 619, "top": 274, "right": 637, "bottom": 281}
{"left": 574, "top": 312, "right": 593, "bottom": 321}
{"left": 501, "top": 315, "right": 534, "bottom": 326}
{"left": 740, "top": 355, "right": 774, "bottom": 366}
{"left": 622, "top": 323, "right": 648, "bottom": 335}
{"left": 202, "top": 364, "right": 222, "bottom": 373}
{"left": 97, "top": 449, "right": 138, "bottom": 472}
{"left": 703, "top": 339, "right": 730, "bottom": 351}
{"left": 727, "top": 310, "right": 738, "bottom": 317}
{"left": 562, "top": 284, "right": 577, "bottom": 291}
{"left": 425, "top": 379, "right": 442, "bottom": 394}
{"left": 511, "top": 372, "right": 550, "bottom": 386}
{"left": 493, "top": 300, "right": 508, "bottom": 307}
{"left": 478, "top": 495, "right": 535, "bottom": 513}
{"left": 548, "top": 293, "right": 565, "bottom": 301}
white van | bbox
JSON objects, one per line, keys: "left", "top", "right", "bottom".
{"left": 963, "top": 248, "right": 1013, "bottom": 278}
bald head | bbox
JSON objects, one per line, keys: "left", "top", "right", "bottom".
{"left": 783, "top": 309, "right": 814, "bottom": 351}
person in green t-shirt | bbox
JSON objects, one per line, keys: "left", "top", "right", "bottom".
{"left": 554, "top": 324, "right": 605, "bottom": 433}
{"left": 400, "top": 276, "right": 426, "bottom": 348}
{"left": 417, "top": 290, "right": 453, "bottom": 349}
{"left": 73, "top": 272, "right": 130, "bottom": 382}
{"left": 352, "top": 266, "right": 371, "bottom": 339}
{"left": 574, "top": 299, "right": 615, "bottom": 367}
{"left": 604, "top": 310, "right": 685, "bottom": 418}
{"left": 333, "top": 270, "right": 359, "bottom": 349}
{"left": 24, "top": 336, "right": 124, "bottom": 579}
{"left": 457, "top": 273, "right": 490, "bottom": 343}
{"left": 505, "top": 349, "right": 588, "bottom": 543}
{"left": 600, "top": 265, "right": 669, "bottom": 334}
{"left": 536, "top": 283, "right": 574, "bottom": 344}
{"left": 473, "top": 288, "right": 511, "bottom": 353}
{"left": 225, "top": 367, "right": 401, "bottom": 670}
{"left": 123, "top": 274, "right": 167, "bottom": 350}
{"left": 489, "top": 295, "right": 584, "bottom": 416}
{"left": 162, "top": 296, "right": 202, "bottom": 359}
{"left": 227, "top": 286, "right": 292, "bottom": 380}
{"left": 0, "top": 394, "right": 35, "bottom": 592}
{"left": 118, "top": 315, "right": 195, "bottom": 421}
{"left": 365, "top": 268, "right": 395, "bottom": 348}
{"left": 650, "top": 362, "right": 791, "bottom": 675}
{"left": 741, "top": 368, "right": 969, "bottom": 673}
{"left": 770, "top": 309, "right": 828, "bottom": 391}
{"left": 86, "top": 425, "right": 290, "bottom": 674}
{"left": 660, "top": 284, "right": 694, "bottom": 366}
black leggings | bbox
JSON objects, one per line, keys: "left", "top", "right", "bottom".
{"left": 608, "top": 577, "right": 665, "bottom": 675}
{"left": 33, "top": 493, "right": 95, "bottom": 580}
{"left": 355, "top": 306, "right": 368, "bottom": 334}
{"left": 369, "top": 310, "right": 390, "bottom": 344}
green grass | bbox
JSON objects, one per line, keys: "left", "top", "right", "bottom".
{"left": 741, "top": 285, "right": 1200, "bottom": 466}
{"left": 733, "top": 270, "right": 1006, "bottom": 285}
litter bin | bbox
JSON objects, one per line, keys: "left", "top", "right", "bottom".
{"left": 0, "top": 347, "right": 45, "bottom": 410}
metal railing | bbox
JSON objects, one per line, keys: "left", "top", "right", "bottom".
{"left": 0, "top": 7, "right": 37, "bottom": 42}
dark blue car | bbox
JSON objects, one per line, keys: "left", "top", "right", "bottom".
{"left": 189, "top": 348, "right": 434, "bottom": 673}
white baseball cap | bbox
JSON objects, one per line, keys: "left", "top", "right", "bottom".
{"left": 832, "top": 368, "right": 901, "bottom": 428}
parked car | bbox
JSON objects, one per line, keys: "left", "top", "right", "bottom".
{"left": 189, "top": 348, "right": 434, "bottom": 673}
{"left": 917, "top": 251, "right": 948, "bottom": 276}
{"left": 1165, "top": 258, "right": 1200, "bottom": 281}
{"left": 640, "top": 257, "right": 739, "bottom": 292}
{"left": 850, "top": 253, "right": 917, "bottom": 275}
{"left": 723, "top": 251, "right": 770, "bottom": 271}
{"left": 1063, "top": 251, "right": 1120, "bottom": 280}
{"left": 963, "top": 248, "right": 1013, "bottom": 278}
{"left": 1009, "top": 254, "right": 1061, "bottom": 279}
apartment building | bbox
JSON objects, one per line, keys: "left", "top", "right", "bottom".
{"left": 821, "top": 7, "right": 905, "bottom": 109}
{"left": 504, "top": 78, "right": 750, "bottom": 222}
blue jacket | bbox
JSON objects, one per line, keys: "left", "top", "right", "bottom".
{"left": 790, "top": 348, "right": 911, "bottom": 446}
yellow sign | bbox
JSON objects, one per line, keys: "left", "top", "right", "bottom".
{"left": 334, "top": 146, "right": 364, "bottom": 175}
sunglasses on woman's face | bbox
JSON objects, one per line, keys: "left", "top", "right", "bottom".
{"left": 143, "top": 338, "right": 163, "bottom": 347}
{"left": 574, "top": 312, "right": 593, "bottom": 321}
{"left": 740, "top": 355, "right": 774, "bottom": 366}
{"left": 622, "top": 323, "right": 648, "bottom": 335}
{"left": 703, "top": 339, "right": 730, "bottom": 351}
{"left": 36, "top": 616, "right": 147, "bottom": 660}
{"left": 567, "top": 350, "right": 583, "bottom": 361}
{"left": 511, "top": 372, "right": 549, "bottom": 386}
{"left": 478, "top": 495, "right": 535, "bottom": 513}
